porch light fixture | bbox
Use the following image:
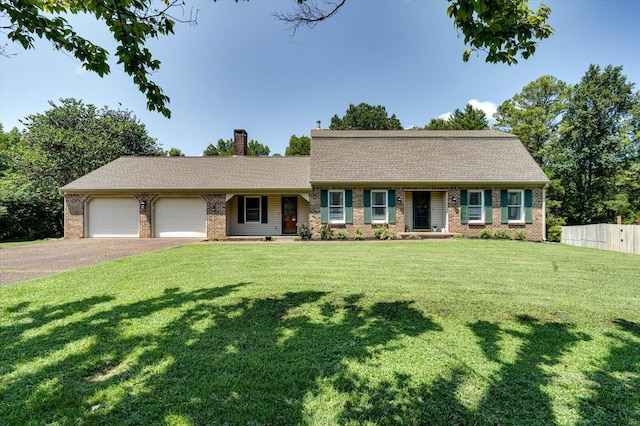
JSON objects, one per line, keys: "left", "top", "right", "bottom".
{"left": 140, "top": 200, "right": 147, "bottom": 209}
{"left": 451, "top": 196, "right": 457, "bottom": 204}
{"left": 212, "top": 203, "right": 216, "bottom": 212}
{"left": 396, "top": 196, "right": 402, "bottom": 204}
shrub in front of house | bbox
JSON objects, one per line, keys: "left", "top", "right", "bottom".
{"left": 478, "top": 229, "right": 494, "bottom": 239}
{"left": 335, "top": 230, "right": 347, "bottom": 240}
{"left": 373, "top": 223, "right": 394, "bottom": 240}
{"left": 353, "top": 228, "right": 364, "bottom": 240}
{"left": 296, "top": 223, "right": 313, "bottom": 240}
{"left": 320, "top": 223, "right": 334, "bottom": 240}
{"left": 514, "top": 230, "right": 527, "bottom": 241}
{"left": 494, "top": 229, "right": 513, "bottom": 240}
{"left": 547, "top": 225, "right": 562, "bottom": 242}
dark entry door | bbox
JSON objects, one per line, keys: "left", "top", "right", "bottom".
{"left": 414, "top": 192, "right": 431, "bottom": 229}
{"left": 282, "top": 197, "right": 298, "bottom": 234}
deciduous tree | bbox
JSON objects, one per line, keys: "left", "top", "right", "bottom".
{"left": 330, "top": 103, "right": 402, "bottom": 130}
{"left": 494, "top": 75, "right": 569, "bottom": 165}
{"left": 423, "top": 104, "right": 488, "bottom": 130}
{"left": 203, "top": 138, "right": 270, "bottom": 156}
{"left": 203, "top": 139, "right": 235, "bottom": 156}
{"left": 161, "top": 147, "right": 185, "bottom": 156}
{"left": 285, "top": 134, "right": 310, "bottom": 156}
{"left": 1, "top": 1, "right": 554, "bottom": 118}
{"left": 549, "top": 65, "right": 637, "bottom": 224}
{"left": 276, "top": 0, "right": 553, "bottom": 65}
{"left": 0, "top": 124, "right": 20, "bottom": 177}
{"left": 0, "top": 98, "right": 160, "bottom": 239}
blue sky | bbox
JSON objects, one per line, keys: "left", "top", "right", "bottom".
{"left": 1, "top": 0, "right": 639, "bottom": 156}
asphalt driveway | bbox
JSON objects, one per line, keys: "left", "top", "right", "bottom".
{"left": 0, "top": 239, "right": 200, "bottom": 286}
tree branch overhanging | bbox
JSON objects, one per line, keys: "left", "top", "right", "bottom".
{"left": 273, "top": 0, "right": 346, "bottom": 35}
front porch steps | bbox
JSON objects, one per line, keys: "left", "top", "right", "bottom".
{"left": 398, "top": 232, "right": 457, "bottom": 240}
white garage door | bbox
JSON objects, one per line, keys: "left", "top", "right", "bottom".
{"left": 88, "top": 198, "right": 139, "bottom": 238}
{"left": 154, "top": 198, "right": 207, "bottom": 238}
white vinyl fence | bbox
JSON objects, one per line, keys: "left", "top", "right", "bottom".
{"left": 561, "top": 224, "right": 640, "bottom": 255}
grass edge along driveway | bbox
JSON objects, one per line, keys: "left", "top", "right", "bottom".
{"left": 0, "top": 240, "right": 638, "bottom": 425}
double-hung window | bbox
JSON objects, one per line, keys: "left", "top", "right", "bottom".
{"left": 468, "top": 191, "right": 483, "bottom": 222}
{"left": 245, "top": 197, "right": 261, "bottom": 222}
{"left": 371, "top": 190, "right": 387, "bottom": 223}
{"left": 329, "top": 190, "right": 345, "bottom": 223}
{"left": 508, "top": 190, "right": 524, "bottom": 222}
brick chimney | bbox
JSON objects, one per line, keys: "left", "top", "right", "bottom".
{"left": 234, "top": 129, "right": 247, "bottom": 156}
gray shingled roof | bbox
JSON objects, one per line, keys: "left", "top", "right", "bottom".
{"left": 60, "top": 156, "right": 312, "bottom": 193}
{"left": 309, "top": 130, "right": 549, "bottom": 185}
{"left": 60, "top": 130, "right": 548, "bottom": 194}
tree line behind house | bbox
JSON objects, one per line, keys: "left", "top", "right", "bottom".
{"left": 1, "top": 64, "right": 639, "bottom": 240}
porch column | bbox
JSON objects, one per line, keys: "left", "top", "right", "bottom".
{"left": 135, "top": 194, "right": 157, "bottom": 238}
{"left": 203, "top": 194, "right": 227, "bottom": 240}
{"left": 63, "top": 194, "right": 88, "bottom": 239}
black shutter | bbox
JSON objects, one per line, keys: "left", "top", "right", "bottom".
{"left": 261, "top": 196, "right": 268, "bottom": 223}
{"left": 238, "top": 196, "right": 244, "bottom": 224}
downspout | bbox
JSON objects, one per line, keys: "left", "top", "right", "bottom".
{"left": 542, "top": 185, "right": 547, "bottom": 241}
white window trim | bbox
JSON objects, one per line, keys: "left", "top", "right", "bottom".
{"left": 371, "top": 190, "right": 388, "bottom": 224}
{"left": 245, "top": 196, "right": 261, "bottom": 223}
{"left": 328, "top": 190, "right": 345, "bottom": 224}
{"left": 507, "top": 190, "right": 525, "bottom": 223}
{"left": 468, "top": 190, "right": 484, "bottom": 224}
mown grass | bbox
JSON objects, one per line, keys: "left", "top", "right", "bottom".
{"left": 0, "top": 240, "right": 638, "bottom": 425}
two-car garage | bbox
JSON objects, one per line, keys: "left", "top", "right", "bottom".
{"left": 86, "top": 197, "right": 207, "bottom": 238}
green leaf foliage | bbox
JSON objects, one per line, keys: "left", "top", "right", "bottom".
{"left": 203, "top": 139, "right": 235, "bottom": 156}
{"left": 1, "top": 1, "right": 556, "bottom": 118}
{"left": 161, "top": 147, "right": 186, "bottom": 156}
{"left": 446, "top": 0, "right": 554, "bottom": 64}
{"left": 423, "top": 104, "right": 488, "bottom": 130}
{"left": 549, "top": 65, "right": 638, "bottom": 224}
{"left": 0, "top": 0, "right": 174, "bottom": 117}
{"left": 494, "top": 75, "right": 569, "bottom": 165}
{"left": 248, "top": 139, "right": 271, "bottom": 157}
{"left": 1, "top": 98, "right": 160, "bottom": 239}
{"left": 330, "top": 103, "right": 403, "bottom": 130}
{"left": 285, "top": 134, "right": 310, "bottom": 156}
{"left": 203, "top": 138, "right": 270, "bottom": 156}
{"left": 0, "top": 124, "right": 21, "bottom": 177}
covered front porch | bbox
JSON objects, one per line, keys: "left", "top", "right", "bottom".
{"left": 403, "top": 190, "right": 449, "bottom": 233}
{"left": 225, "top": 193, "right": 310, "bottom": 237}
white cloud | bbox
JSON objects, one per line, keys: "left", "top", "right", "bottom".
{"left": 467, "top": 98, "right": 498, "bottom": 120}
{"left": 438, "top": 112, "right": 453, "bottom": 121}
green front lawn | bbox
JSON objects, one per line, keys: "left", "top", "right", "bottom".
{"left": 1, "top": 241, "right": 638, "bottom": 425}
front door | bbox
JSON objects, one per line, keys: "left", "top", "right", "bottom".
{"left": 414, "top": 192, "right": 431, "bottom": 229}
{"left": 282, "top": 197, "right": 298, "bottom": 234}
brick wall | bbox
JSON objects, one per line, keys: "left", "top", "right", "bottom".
{"left": 310, "top": 187, "right": 405, "bottom": 238}
{"left": 310, "top": 186, "right": 545, "bottom": 241}
{"left": 447, "top": 187, "right": 545, "bottom": 241}
{"left": 135, "top": 194, "right": 157, "bottom": 238}
{"left": 202, "top": 194, "right": 227, "bottom": 240}
{"left": 63, "top": 194, "right": 87, "bottom": 239}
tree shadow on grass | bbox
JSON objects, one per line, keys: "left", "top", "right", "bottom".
{"left": 577, "top": 318, "right": 640, "bottom": 425}
{"left": 0, "top": 284, "right": 244, "bottom": 422}
{"left": 335, "top": 314, "right": 589, "bottom": 425}
{"left": 0, "top": 284, "right": 440, "bottom": 424}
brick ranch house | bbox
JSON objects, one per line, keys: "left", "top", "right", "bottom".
{"left": 60, "top": 129, "right": 550, "bottom": 241}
